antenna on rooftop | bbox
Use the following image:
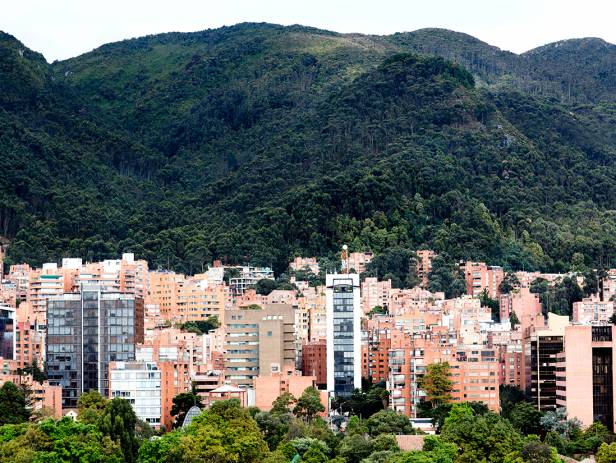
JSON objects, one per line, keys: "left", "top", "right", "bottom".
{"left": 341, "top": 245, "right": 349, "bottom": 274}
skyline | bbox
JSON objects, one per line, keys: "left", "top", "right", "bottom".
{"left": 2, "top": 0, "right": 615, "bottom": 62}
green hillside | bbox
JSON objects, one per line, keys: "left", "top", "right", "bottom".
{"left": 1, "top": 23, "right": 615, "bottom": 273}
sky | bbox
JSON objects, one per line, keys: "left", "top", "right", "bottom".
{"left": 3, "top": 0, "right": 615, "bottom": 62}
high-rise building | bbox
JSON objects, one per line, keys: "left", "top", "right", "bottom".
{"left": 556, "top": 325, "right": 616, "bottom": 431}
{"left": 522, "top": 313, "right": 568, "bottom": 411}
{"left": 0, "top": 304, "right": 15, "bottom": 360}
{"left": 326, "top": 273, "right": 361, "bottom": 397}
{"left": 109, "top": 361, "right": 162, "bottom": 428}
{"left": 46, "top": 286, "right": 144, "bottom": 408}
{"left": 224, "top": 304, "right": 295, "bottom": 388}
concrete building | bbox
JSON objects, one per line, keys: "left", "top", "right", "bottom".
{"left": 254, "top": 368, "right": 318, "bottom": 411}
{"left": 109, "top": 361, "right": 162, "bottom": 428}
{"left": 224, "top": 304, "right": 295, "bottom": 388}
{"left": 344, "top": 252, "right": 373, "bottom": 274}
{"left": 289, "top": 257, "right": 320, "bottom": 275}
{"left": 228, "top": 266, "right": 274, "bottom": 296}
{"left": 302, "top": 339, "right": 326, "bottom": 387}
{"left": 147, "top": 271, "right": 230, "bottom": 324}
{"left": 523, "top": 313, "right": 569, "bottom": 411}
{"left": 461, "top": 262, "right": 504, "bottom": 299}
{"left": 361, "top": 277, "right": 391, "bottom": 315}
{"left": 416, "top": 250, "right": 437, "bottom": 289}
{"left": 326, "top": 274, "right": 361, "bottom": 397}
{"left": 556, "top": 325, "right": 616, "bottom": 431}
{"left": 572, "top": 297, "right": 615, "bottom": 324}
{"left": 46, "top": 287, "right": 144, "bottom": 408}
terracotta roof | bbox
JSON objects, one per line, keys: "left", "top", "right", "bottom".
{"left": 395, "top": 435, "right": 425, "bottom": 451}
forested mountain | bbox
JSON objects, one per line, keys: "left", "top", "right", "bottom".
{"left": 1, "top": 23, "right": 615, "bottom": 273}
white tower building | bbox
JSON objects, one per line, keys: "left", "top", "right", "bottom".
{"left": 326, "top": 273, "right": 362, "bottom": 397}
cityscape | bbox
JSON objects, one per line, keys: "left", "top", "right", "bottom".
{"left": 2, "top": 1, "right": 616, "bottom": 461}
{"left": 1, "top": 245, "right": 616, "bottom": 461}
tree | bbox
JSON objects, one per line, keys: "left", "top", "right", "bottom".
{"left": 366, "top": 409, "right": 415, "bottom": 436}
{"left": 98, "top": 397, "right": 139, "bottom": 463}
{"left": 510, "top": 310, "right": 520, "bottom": 329}
{"left": 179, "top": 316, "right": 220, "bottom": 334}
{"left": 417, "top": 362, "right": 453, "bottom": 408}
{"left": 500, "top": 384, "right": 527, "bottom": 418}
{"left": 364, "top": 248, "right": 420, "bottom": 289}
{"left": 0, "top": 418, "right": 124, "bottom": 462}
{"left": 499, "top": 272, "right": 520, "bottom": 294}
{"left": 441, "top": 404, "right": 523, "bottom": 463}
{"left": 271, "top": 391, "right": 296, "bottom": 415}
{"left": 18, "top": 359, "right": 47, "bottom": 384}
{"left": 170, "top": 392, "right": 202, "bottom": 428}
{"left": 539, "top": 408, "right": 581, "bottom": 439}
{"left": 338, "top": 433, "right": 374, "bottom": 463}
{"left": 508, "top": 402, "right": 544, "bottom": 436}
{"left": 77, "top": 390, "right": 109, "bottom": 424}
{"left": 479, "top": 288, "right": 500, "bottom": 321}
{"left": 255, "top": 411, "right": 292, "bottom": 450}
{"left": 255, "top": 278, "right": 278, "bottom": 295}
{"left": 420, "top": 402, "right": 488, "bottom": 432}
{"left": 294, "top": 387, "right": 324, "bottom": 421}
{"left": 597, "top": 442, "right": 616, "bottom": 463}
{"left": 139, "top": 399, "right": 268, "bottom": 463}
{"left": 302, "top": 442, "right": 329, "bottom": 463}
{"left": 428, "top": 255, "right": 466, "bottom": 299}
{"left": 333, "top": 383, "right": 389, "bottom": 418}
{"left": 504, "top": 439, "right": 561, "bottom": 463}
{"left": 0, "top": 381, "right": 31, "bottom": 425}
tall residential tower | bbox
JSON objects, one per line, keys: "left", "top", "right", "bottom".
{"left": 326, "top": 273, "right": 361, "bottom": 397}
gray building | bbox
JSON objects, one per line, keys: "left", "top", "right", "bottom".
{"left": 46, "top": 286, "right": 143, "bottom": 408}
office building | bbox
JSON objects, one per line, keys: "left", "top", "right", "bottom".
{"left": 224, "top": 304, "right": 295, "bottom": 388}
{"left": 0, "top": 304, "right": 15, "bottom": 360}
{"left": 46, "top": 287, "right": 144, "bottom": 408}
{"left": 326, "top": 273, "right": 361, "bottom": 397}
{"left": 556, "top": 325, "right": 616, "bottom": 431}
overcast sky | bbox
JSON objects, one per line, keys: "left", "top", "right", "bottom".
{"left": 3, "top": 0, "right": 615, "bottom": 62}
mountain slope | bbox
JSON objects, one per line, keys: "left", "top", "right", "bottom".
{"left": 1, "top": 23, "right": 616, "bottom": 273}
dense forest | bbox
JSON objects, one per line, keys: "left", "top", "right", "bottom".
{"left": 1, "top": 23, "right": 615, "bottom": 273}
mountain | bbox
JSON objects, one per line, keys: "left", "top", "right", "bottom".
{"left": 1, "top": 23, "right": 615, "bottom": 273}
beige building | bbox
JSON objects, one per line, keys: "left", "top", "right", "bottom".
{"left": 224, "top": 304, "right": 295, "bottom": 388}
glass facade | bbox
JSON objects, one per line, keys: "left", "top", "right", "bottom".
{"left": 593, "top": 347, "right": 614, "bottom": 430}
{"left": 47, "top": 287, "right": 143, "bottom": 408}
{"left": 0, "top": 306, "right": 15, "bottom": 360}
{"left": 529, "top": 335, "right": 563, "bottom": 411}
{"left": 332, "top": 278, "right": 356, "bottom": 396}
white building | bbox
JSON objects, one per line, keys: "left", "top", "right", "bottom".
{"left": 109, "top": 361, "right": 162, "bottom": 428}
{"left": 326, "top": 273, "right": 361, "bottom": 397}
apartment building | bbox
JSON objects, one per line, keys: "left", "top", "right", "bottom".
{"left": 326, "top": 273, "right": 362, "bottom": 397}
{"left": 302, "top": 339, "right": 326, "bottom": 387}
{"left": 109, "top": 361, "right": 162, "bottom": 428}
{"left": 572, "top": 296, "right": 615, "bottom": 324}
{"left": 416, "top": 250, "right": 437, "bottom": 289}
{"left": 461, "top": 262, "right": 504, "bottom": 299}
{"left": 361, "top": 277, "right": 391, "bottom": 315}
